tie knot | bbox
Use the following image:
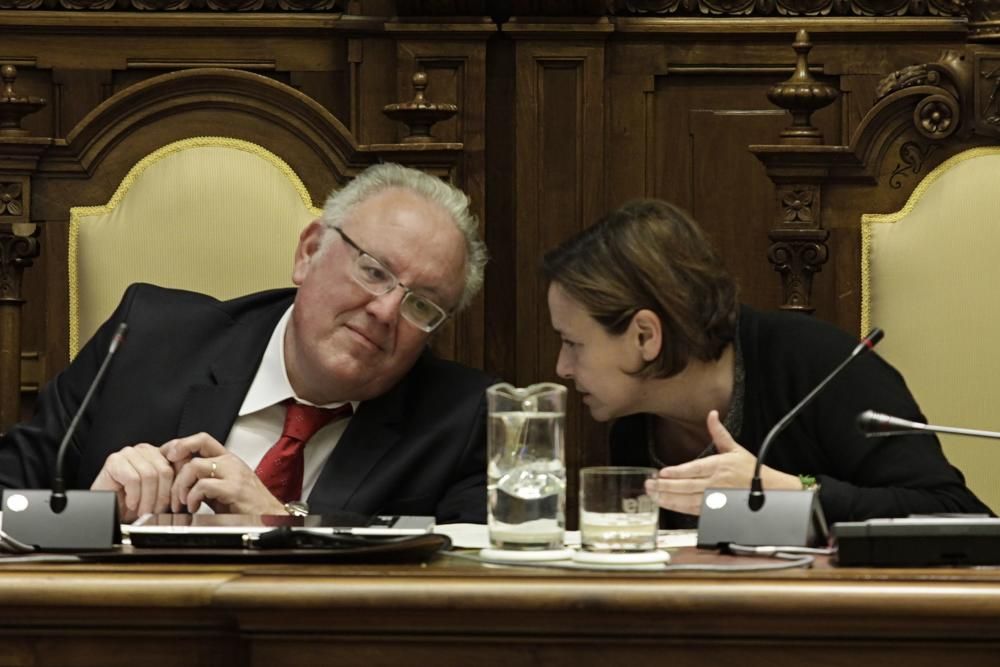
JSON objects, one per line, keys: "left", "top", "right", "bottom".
{"left": 281, "top": 400, "right": 353, "bottom": 443}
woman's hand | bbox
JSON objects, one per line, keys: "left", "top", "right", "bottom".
{"left": 645, "top": 410, "right": 800, "bottom": 516}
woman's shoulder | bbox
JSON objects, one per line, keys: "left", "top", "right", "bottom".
{"left": 739, "top": 304, "right": 857, "bottom": 362}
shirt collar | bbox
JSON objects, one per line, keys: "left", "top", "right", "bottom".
{"left": 239, "top": 306, "right": 352, "bottom": 415}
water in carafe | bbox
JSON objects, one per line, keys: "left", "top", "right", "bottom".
{"left": 486, "top": 383, "right": 566, "bottom": 550}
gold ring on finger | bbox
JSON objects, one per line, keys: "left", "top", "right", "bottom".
{"left": 210, "top": 461, "right": 217, "bottom": 479}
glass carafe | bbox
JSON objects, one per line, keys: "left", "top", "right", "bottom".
{"left": 486, "top": 382, "right": 566, "bottom": 550}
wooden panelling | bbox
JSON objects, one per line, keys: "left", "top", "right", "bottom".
{"left": 509, "top": 39, "right": 608, "bottom": 523}
{"left": 688, "top": 109, "right": 789, "bottom": 310}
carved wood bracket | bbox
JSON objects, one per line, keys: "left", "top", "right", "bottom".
{"left": 875, "top": 49, "right": 967, "bottom": 141}
{"left": 767, "top": 227, "right": 829, "bottom": 314}
{"left": 0, "top": 220, "right": 39, "bottom": 304}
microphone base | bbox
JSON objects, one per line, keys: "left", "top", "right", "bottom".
{"left": 696, "top": 488, "right": 829, "bottom": 549}
{"left": 2, "top": 490, "right": 120, "bottom": 551}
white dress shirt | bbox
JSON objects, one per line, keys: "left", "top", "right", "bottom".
{"left": 224, "top": 306, "right": 355, "bottom": 502}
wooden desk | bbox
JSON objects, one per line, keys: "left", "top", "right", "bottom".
{"left": 1, "top": 549, "right": 1000, "bottom": 667}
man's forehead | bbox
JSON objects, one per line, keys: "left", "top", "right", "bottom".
{"left": 339, "top": 191, "right": 466, "bottom": 302}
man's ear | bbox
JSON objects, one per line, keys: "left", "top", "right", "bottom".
{"left": 292, "top": 220, "right": 326, "bottom": 285}
{"left": 631, "top": 309, "right": 662, "bottom": 362}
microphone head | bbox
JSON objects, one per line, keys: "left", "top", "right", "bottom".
{"left": 857, "top": 409, "right": 922, "bottom": 435}
{"left": 856, "top": 409, "right": 882, "bottom": 433}
{"left": 862, "top": 327, "right": 884, "bottom": 349}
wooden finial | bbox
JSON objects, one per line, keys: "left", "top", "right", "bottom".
{"left": 0, "top": 65, "right": 47, "bottom": 138}
{"left": 383, "top": 71, "right": 458, "bottom": 144}
{"left": 767, "top": 30, "right": 839, "bottom": 145}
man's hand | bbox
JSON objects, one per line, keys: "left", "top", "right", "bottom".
{"left": 90, "top": 443, "right": 175, "bottom": 523}
{"left": 645, "top": 410, "right": 799, "bottom": 516}
{"left": 160, "top": 432, "right": 285, "bottom": 515}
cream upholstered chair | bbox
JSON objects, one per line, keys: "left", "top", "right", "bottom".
{"left": 69, "top": 136, "right": 321, "bottom": 357}
{"left": 861, "top": 146, "right": 1000, "bottom": 513}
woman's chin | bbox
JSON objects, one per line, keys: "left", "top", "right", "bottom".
{"left": 583, "top": 398, "right": 614, "bottom": 422}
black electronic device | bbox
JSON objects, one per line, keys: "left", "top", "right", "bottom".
{"left": 834, "top": 516, "right": 1000, "bottom": 567}
{"left": 696, "top": 488, "right": 827, "bottom": 549}
{"left": 124, "top": 512, "right": 434, "bottom": 549}
{"left": 1, "top": 323, "right": 126, "bottom": 551}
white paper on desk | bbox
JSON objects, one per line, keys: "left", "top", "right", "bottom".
{"left": 435, "top": 524, "right": 698, "bottom": 550}
{"left": 434, "top": 523, "right": 490, "bottom": 548}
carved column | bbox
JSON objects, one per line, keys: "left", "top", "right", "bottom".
{"left": 761, "top": 30, "right": 839, "bottom": 313}
{"left": 0, "top": 218, "right": 40, "bottom": 431}
{"left": 0, "top": 65, "right": 49, "bottom": 432}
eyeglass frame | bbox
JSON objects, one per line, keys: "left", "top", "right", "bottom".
{"left": 330, "top": 226, "right": 451, "bottom": 333}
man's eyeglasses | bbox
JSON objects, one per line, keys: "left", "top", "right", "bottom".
{"left": 332, "top": 227, "right": 450, "bottom": 333}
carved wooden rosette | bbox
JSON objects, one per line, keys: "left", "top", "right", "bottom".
{"left": 383, "top": 72, "right": 458, "bottom": 144}
{"left": 875, "top": 50, "right": 967, "bottom": 145}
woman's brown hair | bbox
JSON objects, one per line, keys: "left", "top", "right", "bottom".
{"left": 542, "top": 199, "right": 737, "bottom": 379}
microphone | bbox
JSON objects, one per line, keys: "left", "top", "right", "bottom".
{"left": 858, "top": 409, "right": 1000, "bottom": 440}
{"left": 749, "top": 327, "right": 885, "bottom": 510}
{"left": 697, "top": 328, "right": 884, "bottom": 550}
{"left": 2, "top": 322, "right": 127, "bottom": 550}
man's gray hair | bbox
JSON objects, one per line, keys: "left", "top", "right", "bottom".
{"left": 320, "top": 163, "right": 487, "bottom": 311}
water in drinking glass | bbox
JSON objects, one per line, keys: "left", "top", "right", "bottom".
{"left": 579, "top": 466, "right": 659, "bottom": 552}
{"left": 579, "top": 509, "right": 658, "bottom": 552}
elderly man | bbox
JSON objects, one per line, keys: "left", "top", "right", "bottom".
{"left": 0, "top": 163, "right": 493, "bottom": 524}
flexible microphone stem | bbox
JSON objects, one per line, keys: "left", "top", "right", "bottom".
{"left": 748, "top": 328, "right": 884, "bottom": 511}
{"left": 858, "top": 410, "right": 1000, "bottom": 441}
{"left": 51, "top": 322, "right": 128, "bottom": 513}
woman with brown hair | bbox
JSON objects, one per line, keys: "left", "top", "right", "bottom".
{"left": 543, "top": 199, "right": 989, "bottom": 527}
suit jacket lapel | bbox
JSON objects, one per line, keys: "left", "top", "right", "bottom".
{"left": 177, "top": 297, "right": 292, "bottom": 442}
{"left": 307, "top": 355, "right": 414, "bottom": 511}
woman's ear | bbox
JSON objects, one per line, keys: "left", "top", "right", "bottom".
{"left": 631, "top": 309, "right": 662, "bottom": 362}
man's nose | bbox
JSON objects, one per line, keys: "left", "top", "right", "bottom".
{"left": 366, "top": 286, "right": 406, "bottom": 324}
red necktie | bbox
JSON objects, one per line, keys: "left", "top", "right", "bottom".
{"left": 255, "top": 400, "right": 353, "bottom": 503}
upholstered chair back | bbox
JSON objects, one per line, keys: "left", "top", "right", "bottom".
{"left": 862, "top": 147, "right": 1000, "bottom": 513}
{"left": 69, "top": 137, "right": 321, "bottom": 357}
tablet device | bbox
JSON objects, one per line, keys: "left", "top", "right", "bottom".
{"left": 124, "top": 512, "right": 435, "bottom": 548}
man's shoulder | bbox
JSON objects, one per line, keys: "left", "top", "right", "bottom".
{"left": 409, "top": 349, "right": 497, "bottom": 391}
{"left": 122, "top": 283, "right": 295, "bottom": 319}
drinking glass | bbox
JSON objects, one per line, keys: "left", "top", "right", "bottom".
{"left": 579, "top": 466, "right": 659, "bottom": 552}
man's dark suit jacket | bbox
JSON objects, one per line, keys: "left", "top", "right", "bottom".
{"left": 0, "top": 284, "right": 494, "bottom": 523}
